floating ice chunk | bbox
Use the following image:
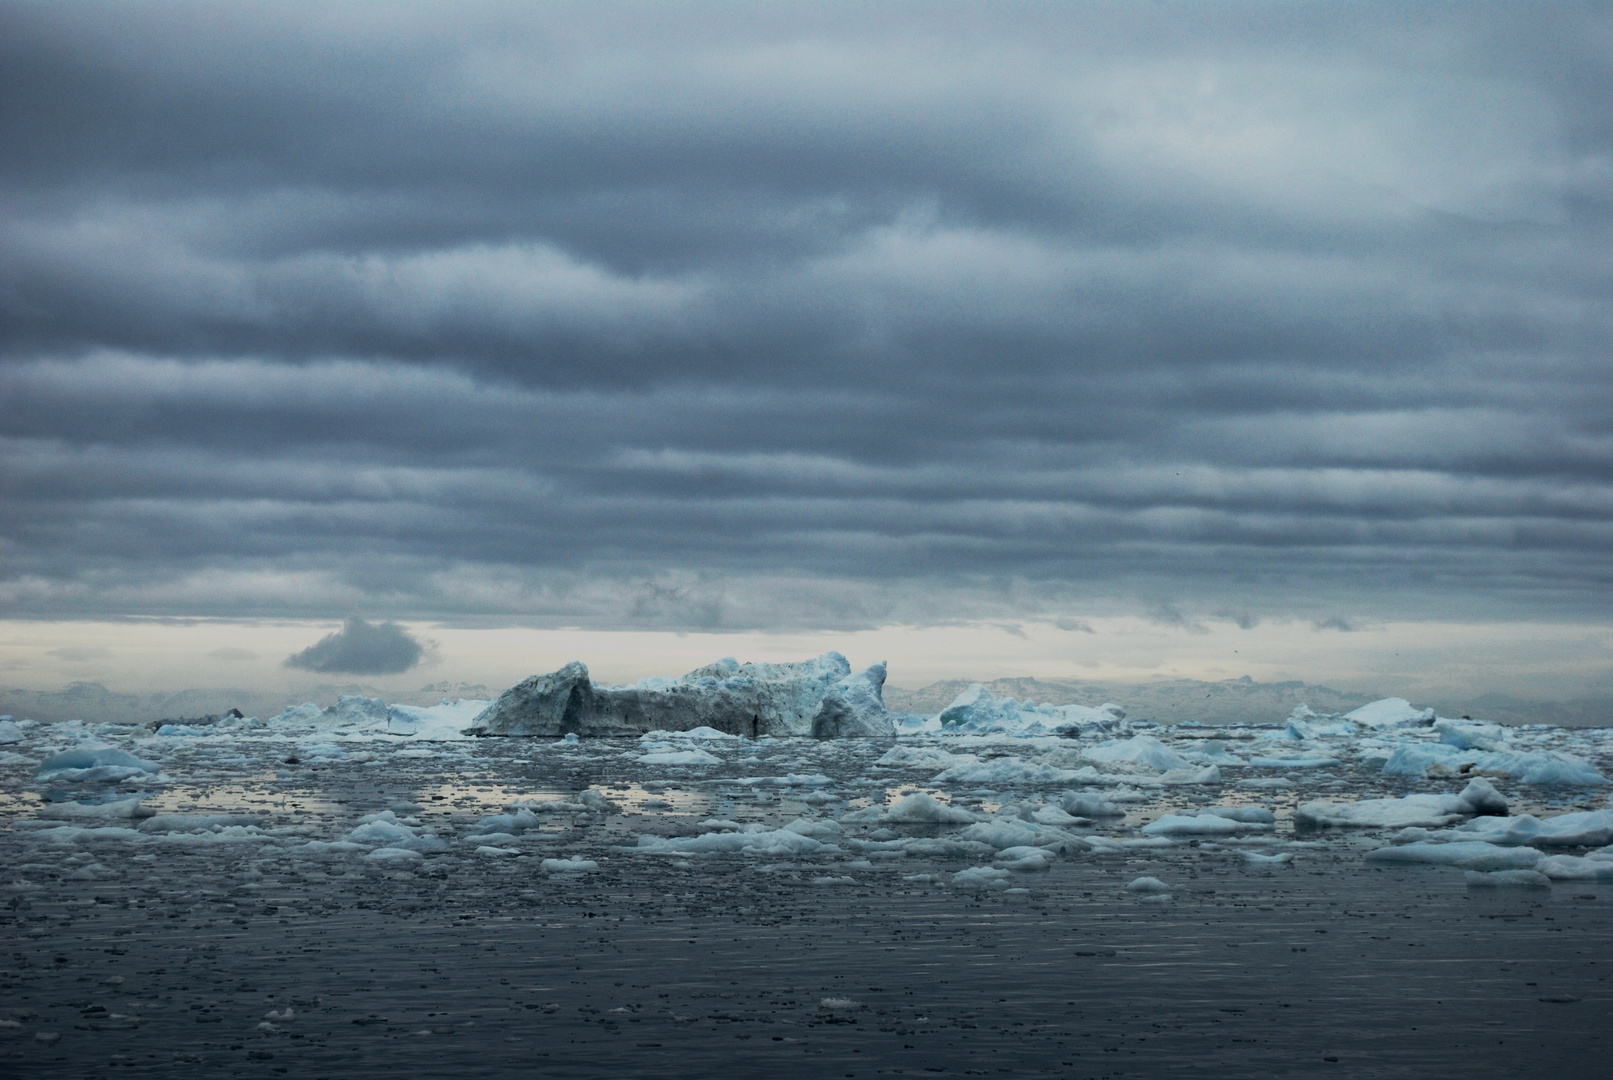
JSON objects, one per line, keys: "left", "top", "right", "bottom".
{"left": 1242, "top": 851, "right": 1294, "bottom": 865}
{"left": 475, "top": 845, "right": 521, "bottom": 857}
{"left": 931, "top": 758, "right": 1081, "bottom": 786}
{"left": 1445, "top": 808, "right": 1613, "bottom": 848}
{"left": 1030, "top": 804, "right": 1087, "bottom": 826}
{"left": 347, "top": 816, "right": 418, "bottom": 844}
{"left": 1202, "top": 805, "right": 1276, "bottom": 824}
{"left": 1125, "top": 875, "right": 1171, "bottom": 893}
{"left": 1534, "top": 853, "right": 1613, "bottom": 881}
{"left": 473, "top": 790, "right": 617, "bottom": 834}
{"left": 0, "top": 720, "right": 24, "bottom": 743}
{"left": 365, "top": 847, "right": 423, "bottom": 863}
{"left": 268, "top": 695, "right": 391, "bottom": 734}
{"left": 782, "top": 818, "right": 845, "bottom": 838}
{"left": 1346, "top": 698, "right": 1436, "bottom": 729}
{"left": 1364, "top": 841, "right": 1545, "bottom": 871}
{"left": 36, "top": 797, "right": 154, "bottom": 822}
{"left": 1434, "top": 718, "right": 1509, "bottom": 752}
{"left": 994, "top": 846, "right": 1055, "bottom": 870}
{"left": 1464, "top": 869, "right": 1550, "bottom": 888}
{"left": 267, "top": 702, "right": 323, "bottom": 728}
{"left": 937, "top": 686, "right": 1035, "bottom": 735}
{"left": 1141, "top": 812, "right": 1269, "bottom": 837}
{"left": 1236, "top": 777, "right": 1294, "bottom": 790}
{"left": 1485, "top": 752, "right": 1609, "bottom": 787}
{"left": 1453, "top": 777, "right": 1509, "bottom": 815}
{"left": 1382, "top": 744, "right": 1606, "bottom": 786}
{"left": 642, "top": 726, "right": 739, "bottom": 741}
{"left": 1248, "top": 752, "right": 1340, "bottom": 768}
{"left": 1283, "top": 706, "right": 1356, "bottom": 740}
{"left": 1082, "top": 735, "right": 1190, "bottom": 773}
{"left": 471, "top": 832, "right": 520, "bottom": 846}
{"left": 878, "top": 792, "right": 977, "bottom": 825}
{"left": 542, "top": 856, "right": 599, "bottom": 873}
{"left": 934, "top": 685, "right": 1123, "bottom": 737}
{"left": 138, "top": 813, "right": 256, "bottom": 833}
{"left": 957, "top": 819, "right": 1077, "bottom": 851}
{"left": 1056, "top": 792, "right": 1126, "bottom": 817}
{"left": 819, "top": 997, "right": 863, "bottom": 1010}
{"left": 345, "top": 810, "right": 446, "bottom": 853}
{"left": 719, "top": 773, "right": 834, "bottom": 787}
{"left": 634, "top": 827, "right": 826, "bottom": 857}
{"left": 1157, "top": 765, "right": 1222, "bottom": 785}
{"left": 951, "top": 866, "right": 1011, "bottom": 889}
{"left": 638, "top": 748, "right": 722, "bottom": 766}
{"left": 1182, "top": 741, "right": 1245, "bottom": 764}
{"left": 35, "top": 745, "right": 160, "bottom": 783}
{"left": 874, "top": 746, "right": 972, "bottom": 771}
{"left": 1295, "top": 779, "right": 1507, "bottom": 830}
{"left": 384, "top": 699, "right": 491, "bottom": 740}
{"left": 811, "top": 662, "right": 896, "bottom": 737}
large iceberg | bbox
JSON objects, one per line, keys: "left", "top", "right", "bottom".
{"left": 467, "top": 653, "right": 875, "bottom": 737}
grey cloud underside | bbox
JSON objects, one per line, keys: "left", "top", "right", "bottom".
{"left": 283, "top": 618, "right": 426, "bottom": 675}
{"left": 2, "top": 2, "right": 1612, "bottom": 626}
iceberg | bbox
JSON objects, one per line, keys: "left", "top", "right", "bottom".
{"left": 1081, "top": 735, "right": 1191, "bottom": 773}
{"left": 1381, "top": 742, "right": 1607, "bottom": 786}
{"left": 1345, "top": 698, "right": 1436, "bottom": 730}
{"left": 1283, "top": 705, "right": 1357, "bottom": 740}
{"left": 466, "top": 654, "right": 853, "bottom": 737}
{"left": 35, "top": 745, "right": 160, "bottom": 784}
{"left": 810, "top": 662, "right": 897, "bottom": 737}
{"left": 1433, "top": 717, "right": 1509, "bottom": 752}
{"left": 877, "top": 792, "right": 977, "bottom": 825}
{"left": 936, "top": 685, "right": 1125, "bottom": 737}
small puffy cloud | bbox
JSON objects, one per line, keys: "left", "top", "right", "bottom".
{"left": 283, "top": 618, "right": 425, "bottom": 674}
{"left": 1313, "top": 616, "right": 1355, "bottom": 632}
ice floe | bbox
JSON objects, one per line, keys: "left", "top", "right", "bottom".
{"left": 1294, "top": 779, "right": 1508, "bottom": 830}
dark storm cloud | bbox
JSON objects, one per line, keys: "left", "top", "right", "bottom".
{"left": 2, "top": 1, "right": 1612, "bottom": 629}
{"left": 284, "top": 618, "right": 425, "bottom": 675}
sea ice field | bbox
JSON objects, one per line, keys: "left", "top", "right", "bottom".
{"left": 3, "top": 661, "right": 1611, "bottom": 1078}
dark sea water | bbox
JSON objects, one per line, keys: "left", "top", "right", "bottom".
{"left": 3, "top": 736, "right": 1609, "bottom": 1078}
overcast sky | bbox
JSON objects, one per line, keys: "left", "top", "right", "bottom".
{"left": 3, "top": 2, "right": 1613, "bottom": 692}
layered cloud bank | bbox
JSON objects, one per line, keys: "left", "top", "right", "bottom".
{"left": 3, "top": 3, "right": 1613, "bottom": 639}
